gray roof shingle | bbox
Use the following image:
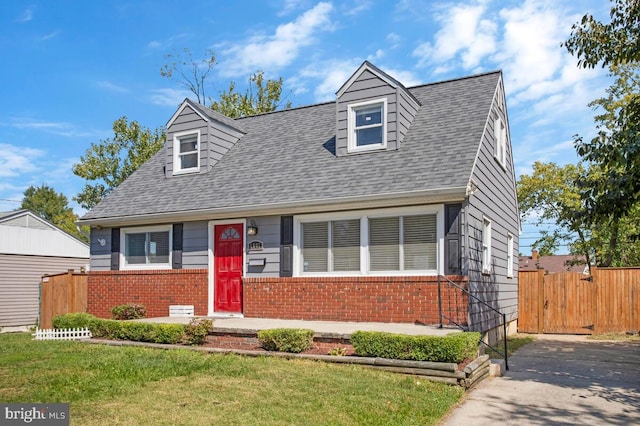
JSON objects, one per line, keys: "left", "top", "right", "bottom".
{"left": 82, "top": 71, "right": 501, "bottom": 223}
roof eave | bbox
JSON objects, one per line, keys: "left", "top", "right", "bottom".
{"left": 79, "top": 186, "right": 468, "bottom": 227}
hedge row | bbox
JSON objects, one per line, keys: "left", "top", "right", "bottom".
{"left": 350, "top": 331, "right": 480, "bottom": 363}
{"left": 52, "top": 313, "right": 211, "bottom": 345}
{"left": 257, "top": 328, "right": 314, "bottom": 353}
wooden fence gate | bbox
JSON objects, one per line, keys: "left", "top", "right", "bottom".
{"left": 519, "top": 268, "right": 640, "bottom": 334}
{"left": 39, "top": 270, "right": 88, "bottom": 329}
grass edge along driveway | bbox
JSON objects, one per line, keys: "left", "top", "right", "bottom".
{"left": 0, "top": 333, "right": 463, "bottom": 425}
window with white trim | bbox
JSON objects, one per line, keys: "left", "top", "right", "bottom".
{"left": 482, "top": 217, "right": 492, "bottom": 274}
{"left": 122, "top": 226, "right": 171, "bottom": 268}
{"left": 494, "top": 117, "right": 506, "bottom": 168}
{"left": 296, "top": 207, "right": 440, "bottom": 275}
{"left": 173, "top": 130, "right": 200, "bottom": 173}
{"left": 301, "top": 219, "right": 360, "bottom": 272}
{"left": 507, "top": 233, "right": 514, "bottom": 278}
{"left": 348, "top": 99, "right": 387, "bottom": 152}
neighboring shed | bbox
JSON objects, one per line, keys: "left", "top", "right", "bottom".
{"left": 0, "top": 210, "right": 89, "bottom": 327}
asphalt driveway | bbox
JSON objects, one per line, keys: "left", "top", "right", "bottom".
{"left": 443, "top": 335, "right": 640, "bottom": 425}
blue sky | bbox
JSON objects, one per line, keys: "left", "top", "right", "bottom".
{"left": 0, "top": 0, "right": 610, "bottom": 253}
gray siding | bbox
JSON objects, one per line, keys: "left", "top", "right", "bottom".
{"left": 336, "top": 68, "right": 419, "bottom": 156}
{"left": 464, "top": 78, "right": 519, "bottom": 333}
{"left": 2, "top": 215, "right": 50, "bottom": 230}
{"left": 166, "top": 104, "right": 244, "bottom": 177}
{"left": 89, "top": 228, "right": 111, "bottom": 271}
{"left": 166, "top": 108, "right": 209, "bottom": 176}
{"left": 245, "top": 216, "right": 280, "bottom": 277}
{"left": 183, "top": 221, "right": 208, "bottom": 268}
{"left": 0, "top": 254, "right": 88, "bottom": 327}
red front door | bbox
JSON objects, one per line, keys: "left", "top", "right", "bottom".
{"left": 214, "top": 224, "right": 243, "bottom": 313}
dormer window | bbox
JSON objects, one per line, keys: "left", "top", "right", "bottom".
{"left": 348, "top": 99, "right": 387, "bottom": 153}
{"left": 173, "top": 130, "right": 200, "bottom": 174}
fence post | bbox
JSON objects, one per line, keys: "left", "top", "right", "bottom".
{"left": 503, "top": 313, "right": 509, "bottom": 370}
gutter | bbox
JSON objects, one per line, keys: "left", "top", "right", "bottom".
{"left": 78, "top": 186, "right": 468, "bottom": 227}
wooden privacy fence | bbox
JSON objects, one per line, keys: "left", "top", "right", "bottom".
{"left": 519, "top": 268, "right": 640, "bottom": 334}
{"left": 39, "top": 270, "right": 88, "bottom": 329}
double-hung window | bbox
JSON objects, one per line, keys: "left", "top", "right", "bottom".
{"left": 494, "top": 117, "right": 506, "bottom": 168}
{"left": 297, "top": 207, "right": 441, "bottom": 275}
{"left": 507, "top": 233, "right": 514, "bottom": 278}
{"left": 348, "top": 99, "right": 387, "bottom": 152}
{"left": 482, "top": 217, "right": 492, "bottom": 274}
{"left": 122, "top": 226, "right": 171, "bottom": 269}
{"left": 301, "top": 220, "right": 360, "bottom": 272}
{"left": 173, "top": 130, "right": 200, "bottom": 174}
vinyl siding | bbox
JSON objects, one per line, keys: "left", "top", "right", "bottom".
{"left": 89, "top": 228, "right": 111, "bottom": 270}
{"left": 0, "top": 254, "right": 89, "bottom": 326}
{"left": 246, "top": 216, "right": 280, "bottom": 277}
{"left": 464, "top": 77, "right": 519, "bottom": 332}
{"left": 1, "top": 225, "right": 89, "bottom": 258}
{"left": 183, "top": 221, "right": 208, "bottom": 268}
{"left": 1, "top": 215, "right": 50, "bottom": 230}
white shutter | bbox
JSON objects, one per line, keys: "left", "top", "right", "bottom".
{"left": 369, "top": 217, "right": 400, "bottom": 271}
{"left": 302, "top": 222, "right": 329, "bottom": 272}
{"left": 332, "top": 219, "right": 360, "bottom": 271}
{"left": 403, "top": 215, "right": 437, "bottom": 270}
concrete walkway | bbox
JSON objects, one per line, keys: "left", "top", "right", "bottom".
{"left": 443, "top": 334, "right": 640, "bottom": 425}
{"left": 136, "top": 316, "right": 460, "bottom": 336}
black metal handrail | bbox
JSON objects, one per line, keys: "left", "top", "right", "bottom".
{"left": 438, "top": 275, "right": 509, "bottom": 370}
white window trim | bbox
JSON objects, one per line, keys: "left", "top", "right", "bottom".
{"left": 120, "top": 225, "right": 172, "bottom": 270}
{"left": 173, "top": 129, "right": 200, "bottom": 175}
{"left": 482, "top": 217, "right": 492, "bottom": 274}
{"left": 347, "top": 98, "right": 388, "bottom": 153}
{"left": 507, "top": 233, "right": 514, "bottom": 278}
{"left": 494, "top": 117, "right": 507, "bottom": 170}
{"left": 293, "top": 205, "right": 444, "bottom": 277}
{"left": 207, "top": 219, "right": 247, "bottom": 317}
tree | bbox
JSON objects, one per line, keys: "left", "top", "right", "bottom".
{"left": 72, "top": 117, "right": 165, "bottom": 210}
{"left": 160, "top": 48, "right": 291, "bottom": 117}
{"left": 160, "top": 48, "right": 216, "bottom": 105}
{"left": 210, "top": 71, "right": 292, "bottom": 118}
{"left": 20, "top": 184, "right": 87, "bottom": 241}
{"left": 518, "top": 161, "right": 640, "bottom": 267}
{"left": 564, "top": 1, "right": 640, "bottom": 265}
{"left": 564, "top": 0, "right": 640, "bottom": 69}
{"left": 517, "top": 162, "right": 593, "bottom": 268}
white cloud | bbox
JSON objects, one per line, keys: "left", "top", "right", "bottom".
{"left": 97, "top": 80, "right": 129, "bottom": 93}
{"left": 413, "top": 0, "right": 497, "bottom": 70}
{"left": 298, "top": 58, "right": 362, "bottom": 101}
{"left": 386, "top": 33, "right": 401, "bottom": 49}
{"left": 343, "top": 0, "right": 372, "bottom": 16}
{"left": 218, "top": 2, "right": 334, "bottom": 77}
{"left": 0, "top": 143, "right": 44, "bottom": 177}
{"left": 7, "top": 118, "right": 101, "bottom": 138}
{"left": 147, "top": 33, "right": 189, "bottom": 50}
{"left": 16, "top": 8, "right": 34, "bottom": 23}
{"left": 149, "top": 88, "right": 192, "bottom": 107}
{"left": 39, "top": 31, "right": 60, "bottom": 41}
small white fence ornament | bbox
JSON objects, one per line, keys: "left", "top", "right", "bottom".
{"left": 33, "top": 327, "right": 92, "bottom": 341}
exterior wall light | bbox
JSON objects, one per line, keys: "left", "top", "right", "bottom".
{"left": 247, "top": 220, "right": 258, "bottom": 236}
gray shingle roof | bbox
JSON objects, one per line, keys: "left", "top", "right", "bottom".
{"left": 82, "top": 71, "right": 501, "bottom": 223}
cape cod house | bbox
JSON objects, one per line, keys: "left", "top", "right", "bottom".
{"left": 80, "top": 62, "right": 519, "bottom": 335}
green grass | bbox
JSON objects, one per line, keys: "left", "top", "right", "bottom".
{"left": 0, "top": 333, "right": 463, "bottom": 425}
{"left": 588, "top": 332, "right": 640, "bottom": 341}
{"left": 485, "top": 334, "right": 536, "bottom": 359}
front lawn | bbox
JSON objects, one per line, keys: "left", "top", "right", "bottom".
{"left": 0, "top": 333, "right": 463, "bottom": 425}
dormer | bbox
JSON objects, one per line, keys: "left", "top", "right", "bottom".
{"left": 335, "top": 61, "right": 421, "bottom": 157}
{"left": 165, "top": 99, "right": 245, "bottom": 177}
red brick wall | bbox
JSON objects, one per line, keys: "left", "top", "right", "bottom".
{"left": 243, "top": 276, "right": 468, "bottom": 325}
{"left": 88, "top": 269, "right": 207, "bottom": 319}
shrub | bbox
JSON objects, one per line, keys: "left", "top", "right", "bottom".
{"left": 183, "top": 318, "right": 213, "bottom": 345}
{"left": 257, "top": 328, "right": 314, "bottom": 353}
{"left": 110, "top": 303, "right": 147, "bottom": 320}
{"left": 350, "top": 331, "right": 481, "bottom": 363}
{"left": 51, "top": 313, "right": 185, "bottom": 345}
{"left": 52, "top": 312, "right": 96, "bottom": 329}
{"left": 328, "top": 347, "right": 348, "bottom": 356}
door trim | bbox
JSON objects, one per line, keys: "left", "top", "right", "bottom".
{"left": 208, "top": 219, "right": 246, "bottom": 316}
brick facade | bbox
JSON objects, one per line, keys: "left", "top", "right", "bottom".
{"left": 87, "top": 269, "right": 207, "bottom": 319}
{"left": 88, "top": 271, "right": 468, "bottom": 325}
{"left": 243, "top": 275, "right": 468, "bottom": 325}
